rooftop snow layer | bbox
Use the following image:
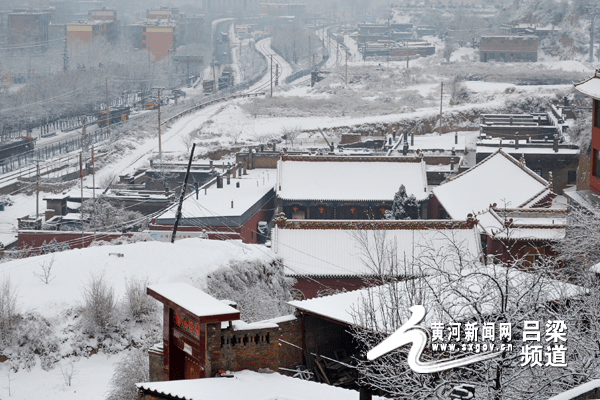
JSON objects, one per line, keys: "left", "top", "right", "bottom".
{"left": 157, "top": 168, "right": 275, "bottom": 220}
{"left": 289, "top": 265, "right": 584, "bottom": 329}
{"left": 574, "top": 71, "right": 600, "bottom": 100}
{"left": 274, "top": 223, "right": 481, "bottom": 277}
{"left": 148, "top": 283, "right": 240, "bottom": 320}
{"left": 137, "top": 370, "right": 386, "bottom": 400}
{"left": 432, "top": 150, "right": 550, "bottom": 219}
{"left": 276, "top": 156, "right": 428, "bottom": 202}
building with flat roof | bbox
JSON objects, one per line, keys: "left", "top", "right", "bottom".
{"left": 66, "top": 19, "right": 116, "bottom": 45}
{"left": 480, "top": 35, "right": 538, "bottom": 62}
{"left": 8, "top": 9, "right": 50, "bottom": 46}
{"left": 141, "top": 19, "right": 178, "bottom": 62}
{"left": 146, "top": 7, "right": 182, "bottom": 22}
{"left": 89, "top": 8, "right": 116, "bottom": 21}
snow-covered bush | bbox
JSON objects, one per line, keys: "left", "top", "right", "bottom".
{"left": 81, "top": 273, "right": 117, "bottom": 333}
{"left": 0, "top": 276, "right": 18, "bottom": 342}
{"left": 105, "top": 348, "right": 149, "bottom": 400}
{"left": 206, "top": 258, "right": 295, "bottom": 322}
{"left": 124, "top": 277, "right": 156, "bottom": 323}
{"left": 39, "top": 238, "right": 71, "bottom": 254}
{"left": 384, "top": 185, "right": 420, "bottom": 220}
{"left": 5, "top": 312, "right": 60, "bottom": 371}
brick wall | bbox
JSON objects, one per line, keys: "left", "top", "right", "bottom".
{"left": 206, "top": 322, "right": 280, "bottom": 376}
{"left": 205, "top": 317, "right": 303, "bottom": 377}
{"left": 18, "top": 230, "right": 132, "bottom": 256}
{"left": 149, "top": 349, "right": 164, "bottom": 382}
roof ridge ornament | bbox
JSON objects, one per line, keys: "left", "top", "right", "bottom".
{"left": 520, "top": 153, "right": 526, "bottom": 166}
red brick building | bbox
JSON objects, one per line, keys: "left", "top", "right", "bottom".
{"left": 141, "top": 20, "right": 178, "bottom": 62}
{"left": 574, "top": 70, "right": 600, "bottom": 200}
{"left": 8, "top": 10, "right": 50, "bottom": 46}
{"left": 480, "top": 35, "right": 538, "bottom": 62}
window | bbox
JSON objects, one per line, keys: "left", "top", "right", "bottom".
{"left": 595, "top": 100, "right": 600, "bottom": 128}
{"left": 568, "top": 171, "right": 577, "bottom": 184}
{"left": 594, "top": 149, "right": 600, "bottom": 178}
{"left": 487, "top": 39, "right": 491, "bottom": 44}
{"left": 143, "top": 27, "right": 146, "bottom": 32}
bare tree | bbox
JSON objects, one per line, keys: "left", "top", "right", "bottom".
{"left": 105, "top": 348, "right": 149, "bottom": 400}
{"left": 33, "top": 255, "right": 56, "bottom": 284}
{"left": 281, "top": 125, "right": 302, "bottom": 147}
{"left": 0, "top": 277, "right": 18, "bottom": 342}
{"left": 60, "top": 361, "right": 76, "bottom": 387}
{"left": 350, "top": 227, "right": 592, "bottom": 399}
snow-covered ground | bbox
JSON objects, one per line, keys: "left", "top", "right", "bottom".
{"left": 0, "top": 239, "right": 275, "bottom": 400}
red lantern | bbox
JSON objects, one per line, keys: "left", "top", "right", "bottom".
{"left": 319, "top": 207, "right": 324, "bottom": 213}
{"left": 350, "top": 207, "right": 356, "bottom": 214}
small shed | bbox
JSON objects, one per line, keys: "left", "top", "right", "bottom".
{"left": 147, "top": 283, "right": 240, "bottom": 381}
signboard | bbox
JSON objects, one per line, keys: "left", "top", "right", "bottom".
{"left": 173, "top": 309, "right": 201, "bottom": 340}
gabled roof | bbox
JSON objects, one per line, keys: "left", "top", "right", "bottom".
{"left": 478, "top": 207, "right": 566, "bottom": 242}
{"left": 574, "top": 70, "right": 600, "bottom": 100}
{"left": 432, "top": 149, "right": 552, "bottom": 219}
{"left": 137, "top": 370, "right": 386, "bottom": 400}
{"left": 273, "top": 217, "right": 481, "bottom": 277}
{"left": 288, "top": 265, "right": 584, "bottom": 329}
{"left": 276, "top": 155, "right": 428, "bottom": 202}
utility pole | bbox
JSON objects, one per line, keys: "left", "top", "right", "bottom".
{"left": 63, "top": 38, "right": 69, "bottom": 72}
{"left": 270, "top": 55, "right": 273, "bottom": 97}
{"left": 439, "top": 82, "right": 444, "bottom": 135}
{"left": 105, "top": 78, "right": 110, "bottom": 135}
{"left": 171, "top": 143, "right": 196, "bottom": 243}
{"left": 345, "top": 50, "right": 348, "bottom": 85}
{"left": 92, "top": 145, "right": 96, "bottom": 239}
{"left": 308, "top": 34, "right": 311, "bottom": 67}
{"left": 388, "top": 18, "right": 391, "bottom": 68}
{"left": 157, "top": 88, "right": 163, "bottom": 159}
{"left": 36, "top": 160, "right": 39, "bottom": 219}
{"left": 591, "top": 12, "right": 595, "bottom": 64}
{"left": 212, "top": 58, "right": 217, "bottom": 92}
{"left": 79, "top": 152, "right": 84, "bottom": 247}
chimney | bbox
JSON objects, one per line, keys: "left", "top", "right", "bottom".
{"left": 231, "top": 200, "right": 234, "bottom": 208}
{"left": 272, "top": 142, "right": 276, "bottom": 151}
{"left": 553, "top": 135, "right": 559, "bottom": 153}
{"left": 243, "top": 163, "right": 247, "bottom": 175}
{"left": 515, "top": 132, "right": 519, "bottom": 149}
{"left": 402, "top": 139, "right": 408, "bottom": 155}
{"left": 564, "top": 96, "right": 569, "bottom": 107}
{"left": 451, "top": 147, "right": 456, "bottom": 156}
{"left": 209, "top": 160, "right": 213, "bottom": 169}
{"left": 233, "top": 165, "right": 237, "bottom": 178}
{"left": 411, "top": 130, "right": 414, "bottom": 146}
{"left": 227, "top": 174, "right": 230, "bottom": 185}
{"left": 455, "top": 131, "right": 458, "bottom": 144}
{"left": 450, "top": 157, "right": 455, "bottom": 171}
{"left": 217, "top": 175, "right": 223, "bottom": 188}
{"left": 236, "top": 181, "right": 240, "bottom": 188}
{"left": 260, "top": 144, "right": 264, "bottom": 152}
{"left": 392, "top": 129, "right": 396, "bottom": 141}
{"left": 248, "top": 149, "right": 253, "bottom": 170}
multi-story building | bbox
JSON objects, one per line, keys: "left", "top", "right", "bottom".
{"left": 8, "top": 9, "right": 50, "bottom": 46}
{"left": 203, "top": 0, "right": 261, "bottom": 16}
{"left": 480, "top": 35, "right": 538, "bottom": 62}
{"left": 573, "top": 70, "right": 600, "bottom": 207}
{"left": 89, "top": 8, "right": 116, "bottom": 21}
{"left": 66, "top": 19, "right": 116, "bottom": 45}
{"left": 141, "top": 19, "right": 178, "bottom": 62}
{"left": 146, "top": 7, "right": 182, "bottom": 22}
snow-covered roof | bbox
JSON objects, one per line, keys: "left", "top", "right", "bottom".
{"left": 273, "top": 218, "right": 481, "bottom": 277}
{"left": 478, "top": 207, "right": 566, "bottom": 241}
{"left": 432, "top": 149, "right": 552, "bottom": 219}
{"left": 574, "top": 70, "right": 600, "bottom": 100}
{"left": 137, "top": 370, "right": 386, "bottom": 400}
{"left": 547, "top": 380, "right": 600, "bottom": 400}
{"left": 289, "top": 265, "right": 584, "bottom": 329}
{"left": 155, "top": 168, "right": 275, "bottom": 223}
{"left": 148, "top": 283, "right": 240, "bottom": 321}
{"left": 276, "top": 155, "right": 428, "bottom": 202}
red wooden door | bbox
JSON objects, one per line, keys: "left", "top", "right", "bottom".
{"left": 184, "top": 355, "right": 204, "bottom": 379}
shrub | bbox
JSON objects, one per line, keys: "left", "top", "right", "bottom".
{"left": 81, "top": 272, "right": 116, "bottom": 333}
{"left": 124, "top": 277, "right": 156, "bottom": 322}
{"left": 105, "top": 348, "right": 149, "bottom": 400}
